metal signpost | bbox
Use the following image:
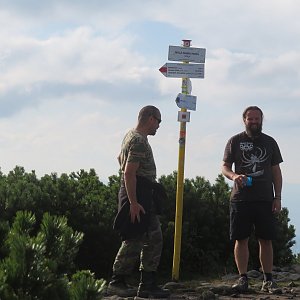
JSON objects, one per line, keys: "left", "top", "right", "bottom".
{"left": 159, "top": 39, "right": 206, "bottom": 281}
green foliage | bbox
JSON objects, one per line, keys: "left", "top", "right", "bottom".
{"left": 0, "top": 165, "right": 296, "bottom": 286}
{"left": 69, "top": 270, "right": 106, "bottom": 300}
{"left": 159, "top": 173, "right": 234, "bottom": 276}
{"left": 158, "top": 173, "right": 296, "bottom": 277}
{"left": 293, "top": 253, "right": 300, "bottom": 264}
{"left": 0, "top": 211, "right": 83, "bottom": 299}
{"left": 273, "top": 207, "right": 296, "bottom": 265}
{"left": 0, "top": 210, "right": 104, "bottom": 299}
{"left": 0, "top": 166, "right": 120, "bottom": 279}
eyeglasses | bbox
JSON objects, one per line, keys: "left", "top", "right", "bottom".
{"left": 152, "top": 115, "right": 161, "bottom": 124}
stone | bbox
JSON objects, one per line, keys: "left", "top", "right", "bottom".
{"left": 103, "top": 264, "right": 300, "bottom": 299}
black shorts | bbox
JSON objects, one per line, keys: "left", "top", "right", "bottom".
{"left": 230, "top": 201, "right": 276, "bottom": 241}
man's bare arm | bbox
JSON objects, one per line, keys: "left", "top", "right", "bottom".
{"left": 272, "top": 164, "right": 282, "bottom": 213}
{"left": 124, "top": 162, "right": 145, "bottom": 223}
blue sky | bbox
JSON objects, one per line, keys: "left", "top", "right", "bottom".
{"left": 1, "top": 0, "right": 300, "bottom": 252}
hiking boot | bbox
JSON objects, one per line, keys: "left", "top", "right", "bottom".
{"left": 232, "top": 276, "right": 248, "bottom": 293}
{"left": 137, "top": 271, "right": 170, "bottom": 298}
{"left": 137, "top": 284, "right": 170, "bottom": 298}
{"left": 106, "top": 274, "right": 137, "bottom": 297}
{"left": 261, "top": 280, "right": 282, "bottom": 294}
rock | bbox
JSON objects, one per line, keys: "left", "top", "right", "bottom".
{"left": 221, "top": 273, "right": 238, "bottom": 281}
{"left": 104, "top": 264, "right": 300, "bottom": 299}
{"left": 288, "top": 281, "right": 297, "bottom": 287}
{"left": 164, "top": 281, "right": 185, "bottom": 291}
{"left": 286, "top": 273, "right": 300, "bottom": 281}
{"left": 209, "top": 284, "right": 235, "bottom": 296}
{"left": 247, "top": 270, "right": 262, "bottom": 278}
{"left": 201, "top": 290, "right": 215, "bottom": 300}
{"left": 273, "top": 265, "right": 282, "bottom": 272}
{"left": 291, "top": 264, "right": 300, "bottom": 273}
{"left": 281, "top": 266, "right": 291, "bottom": 272}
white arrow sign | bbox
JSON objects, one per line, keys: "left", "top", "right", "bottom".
{"left": 175, "top": 93, "right": 197, "bottom": 111}
{"left": 159, "top": 63, "right": 204, "bottom": 78}
{"left": 168, "top": 46, "right": 206, "bottom": 63}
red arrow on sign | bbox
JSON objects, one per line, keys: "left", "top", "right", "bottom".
{"left": 159, "top": 64, "right": 168, "bottom": 76}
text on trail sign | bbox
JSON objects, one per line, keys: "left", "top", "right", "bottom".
{"left": 168, "top": 46, "right": 206, "bottom": 63}
{"left": 159, "top": 63, "right": 204, "bottom": 78}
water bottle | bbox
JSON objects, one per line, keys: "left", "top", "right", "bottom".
{"left": 243, "top": 176, "right": 252, "bottom": 187}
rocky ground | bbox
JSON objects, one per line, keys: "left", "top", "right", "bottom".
{"left": 104, "top": 264, "right": 300, "bottom": 299}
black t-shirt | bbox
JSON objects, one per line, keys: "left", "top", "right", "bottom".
{"left": 223, "top": 131, "right": 283, "bottom": 202}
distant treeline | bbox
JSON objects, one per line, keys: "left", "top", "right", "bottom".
{"left": 0, "top": 166, "right": 296, "bottom": 297}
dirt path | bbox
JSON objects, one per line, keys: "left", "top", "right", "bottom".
{"left": 104, "top": 278, "right": 300, "bottom": 299}
{"left": 161, "top": 279, "right": 300, "bottom": 299}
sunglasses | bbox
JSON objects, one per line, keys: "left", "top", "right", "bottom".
{"left": 152, "top": 115, "right": 161, "bottom": 124}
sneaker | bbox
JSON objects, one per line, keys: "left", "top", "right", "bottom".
{"left": 232, "top": 276, "right": 248, "bottom": 293}
{"left": 107, "top": 281, "right": 137, "bottom": 297}
{"left": 261, "top": 280, "right": 282, "bottom": 294}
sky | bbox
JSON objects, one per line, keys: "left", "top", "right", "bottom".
{"left": 0, "top": 0, "right": 300, "bottom": 251}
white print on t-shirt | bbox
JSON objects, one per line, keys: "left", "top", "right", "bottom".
{"left": 239, "top": 142, "right": 253, "bottom": 151}
{"left": 240, "top": 143, "right": 269, "bottom": 177}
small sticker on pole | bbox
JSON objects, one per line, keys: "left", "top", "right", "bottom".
{"left": 178, "top": 111, "right": 190, "bottom": 122}
{"left": 182, "top": 78, "right": 192, "bottom": 94}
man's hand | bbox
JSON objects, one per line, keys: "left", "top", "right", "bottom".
{"left": 222, "top": 162, "right": 246, "bottom": 188}
{"left": 123, "top": 161, "right": 145, "bottom": 223}
{"left": 129, "top": 201, "right": 145, "bottom": 223}
{"left": 232, "top": 174, "right": 247, "bottom": 188}
{"left": 272, "top": 198, "right": 282, "bottom": 213}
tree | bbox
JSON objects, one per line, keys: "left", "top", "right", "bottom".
{"left": 158, "top": 173, "right": 296, "bottom": 277}
{"left": 0, "top": 166, "right": 296, "bottom": 282}
{"left": 273, "top": 207, "right": 296, "bottom": 266}
{"left": 0, "top": 210, "right": 105, "bottom": 300}
{"left": 69, "top": 270, "right": 106, "bottom": 300}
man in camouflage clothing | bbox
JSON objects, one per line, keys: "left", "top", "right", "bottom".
{"left": 107, "top": 105, "right": 170, "bottom": 298}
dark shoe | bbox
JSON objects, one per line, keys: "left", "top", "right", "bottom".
{"left": 107, "top": 275, "right": 137, "bottom": 297}
{"left": 232, "top": 276, "right": 248, "bottom": 293}
{"left": 261, "top": 280, "right": 282, "bottom": 294}
{"left": 137, "top": 271, "right": 170, "bottom": 298}
{"left": 137, "top": 284, "right": 170, "bottom": 298}
{"left": 137, "top": 285, "right": 170, "bottom": 298}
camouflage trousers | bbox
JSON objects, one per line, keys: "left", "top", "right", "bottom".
{"left": 112, "top": 214, "right": 163, "bottom": 275}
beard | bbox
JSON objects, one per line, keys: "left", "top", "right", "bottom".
{"left": 149, "top": 128, "right": 157, "bottom": 136}
{"left": 246, "top": 123, "right": 262, "bottom": 137}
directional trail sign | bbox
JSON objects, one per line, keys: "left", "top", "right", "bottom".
{"left": 168, "top": 46, "right": 206, "bottom": 63}
{"left": 159, "top": 63, "right": 204, "bottom": 78}
{"left": 175, "top": 93, "right": 197, "bottom": 111}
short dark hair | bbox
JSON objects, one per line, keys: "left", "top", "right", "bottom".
{"left": 242, "top": 106, "right": 264, "bottom": 120}
{"left": 138, "top": 105, "right": 160, "bottom": 124}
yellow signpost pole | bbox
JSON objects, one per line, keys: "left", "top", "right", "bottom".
{"left": 172, "top": 39, "right": 191, "bottom": 281}
{"left": 159, "top": 39, "right": 205, "bottom": 281}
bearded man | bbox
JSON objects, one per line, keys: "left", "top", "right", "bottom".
{"left": 222, "top": 106, "right": 283, "bottom": 294}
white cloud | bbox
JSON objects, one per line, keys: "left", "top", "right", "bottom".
{"left": 0, "top": 0, "right": 300, "bottom": 253}
{"left": 0, "top": 0, "right": 299, "bottom": 187}
{"left": 0, "top": 93, "right": 124, "bottom": 180}
{"left": 0, "top": 27, "right": 148, "bottom": 89}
